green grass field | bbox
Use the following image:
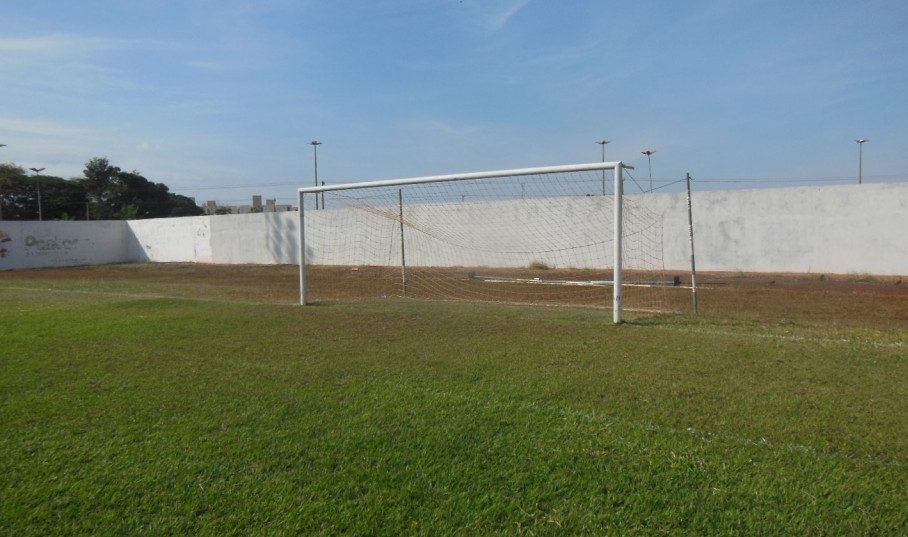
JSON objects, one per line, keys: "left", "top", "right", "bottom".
{"left": 1, "top": 266, "right": 906, "bottom": 535}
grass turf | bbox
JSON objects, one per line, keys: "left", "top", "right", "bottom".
{"left": 1, "top": 273, "right": 906, "bottom": 535}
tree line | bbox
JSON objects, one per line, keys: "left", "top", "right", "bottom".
{"left": 0, "top": 157, "right": 203, "bottom": 220}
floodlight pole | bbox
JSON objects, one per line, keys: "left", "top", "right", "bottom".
{"left": 310, "top": 141, "right": 322, "bottom": 209}
{"left": 855, "top": 139, "right": 868, "bottom": 184}
{"left": 641, "top": 149, "right": 656, "bottom": 192}
{"left": 596, "top": 140, "right": 610, "bottom": 195}
{"left": 29, "top": 167, "right": 45, "bottom": 221}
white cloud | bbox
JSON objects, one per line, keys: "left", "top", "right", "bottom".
{"left": 485, "top": 0, "right": 530, "bottom": 32}
{"left": 0, "top": 34, "right": 179, "bottom": 57}
{"left": 0, "top": 117, "right": 92, "bottom": 138}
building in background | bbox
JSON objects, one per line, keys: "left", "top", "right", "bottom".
{"left": 202, "top": 195, "right": 296, "bottom": 215}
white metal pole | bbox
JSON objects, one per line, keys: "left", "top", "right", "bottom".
{"left": 313, "top": 144, "right": 319, "bottom": 210}
{"left": 856, "top": 139, "right": 868, "bottom": 184}
{"left": 298, "top": 162, "right": 631, "bottom": 194}
{"left": 647, "top": 154, "right": 652, "bottom": 192}
{"left": 311, "top": 141, "right": 322, "bottom": 209}
{"left": 298, "top": 191, "right": 307, "bottom": 305}
{"left": 29, "top": 167, "right": 46, "bottom": 221}
{"left": 685, "top": 173, "right": 698, "bottom": 314}
{"left": 613, "top": 163, "right": 624, "bottom": 323}
{"left": 398, "top": 189, "right": 407, "bottom": 297}
{"left": 596, "top": 140, "right": 609, "bottom": 195}
{"left": 601, "top": 144, "right": 605, "bottom": 195}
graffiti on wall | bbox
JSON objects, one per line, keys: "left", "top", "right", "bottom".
{"left": 23, "top": 235, "right": 79, "bottom": 255}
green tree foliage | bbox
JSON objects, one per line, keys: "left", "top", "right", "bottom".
{"left": 81, "top": 157, "right": 120, "bottom": 219}
{"left": 169, "top": 194, "right": 205, "bottom": 217}
{"left": 1, "top": 164, "right": 87, "bottom": 220}
{"left": 105, "top": 170, "right": 205, "bottom": 218}
{"left": 1, "top": 158, "right": 204, "bottom": 221}
{"left": 38, "top": 176, "right": 90, "bottom": 220}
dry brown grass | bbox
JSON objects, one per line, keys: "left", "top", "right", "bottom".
{"left": 2, "top": 263, "right": 906, "bottom": 329}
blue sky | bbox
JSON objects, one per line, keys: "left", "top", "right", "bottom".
{"left": 1, "top": 0, "right": 906, "bottom": 204}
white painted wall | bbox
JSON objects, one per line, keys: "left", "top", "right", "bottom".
{"left": 208, "top": 212, "right": 298, "bottom": 264}
{"left": 127, "top": 216, "right": 212, "bottom": 263}
{"left": 0, "top": 220, "right": 126, "bottom": 270}
{"left": 651, "top": 182, "right": 908, "bottom": 274}
{"left": 1, "top": 182, "right": 906, "bottom": 275}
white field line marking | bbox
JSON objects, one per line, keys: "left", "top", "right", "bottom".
{"left": 417, "top": 385, "right": 905, "bottom": 469}
{"left": 648, "top": 324, "right": 906, "bottom": 350}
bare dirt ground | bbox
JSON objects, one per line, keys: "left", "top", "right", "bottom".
{"left": 2, "top": 263, "right": 906, "bottom": 328}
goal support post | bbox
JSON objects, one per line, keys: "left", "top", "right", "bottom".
{"left": 297, "top": 161, "right": 633, "bottom": 323}
{"left": 613, "top": 163, "right": 623, "bottom": 323}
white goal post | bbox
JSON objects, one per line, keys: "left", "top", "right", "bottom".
{"left": 297, "top": 162, "right": 645, "bottom": 323}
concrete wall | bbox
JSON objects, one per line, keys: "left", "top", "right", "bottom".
{"left": 1, "top": 182, "right": 906, "bottom": 275}
{"left": 652, "top": 182, "right": 908, "bottom": 274}
{"left": 0, "top": 220, "right": 127, "bottom": 270}
{"left": 208, "top": 212, "right": 298, "bottom": 264}
{"left": 127, "top": 216, "right": 212, "bottom": 263}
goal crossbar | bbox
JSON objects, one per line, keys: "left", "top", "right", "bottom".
{"left": 298, "top": 161, "right": 633, "bottom": 194}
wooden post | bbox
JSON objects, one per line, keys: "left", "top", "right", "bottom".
{"left": 685, "top": 173, "right": 698, "bottom": 314}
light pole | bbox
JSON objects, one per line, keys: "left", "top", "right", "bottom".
{"left": 29, "top": 167, "right": 45, "bottom": 221}
{"left": 310, "top": 141, "right": 322, "bottom": 209}
{"left": 596, "top": 140, "right": 610, "bottom": 195}
{"left": 641, "top": 149, "right": 656, "bottom": 192}
{"left": 855, "top": 139, "right": 868, "bottom": 184}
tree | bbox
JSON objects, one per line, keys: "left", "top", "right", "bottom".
{"left": 36, "top": 176, "right": 88, "bottom": 220}
{"left": 109, "top": 171, "right": 172, "bottom": 218}
{"left": 0, "top": 163, "right": 30, "bottom": 220}
{"left": 80, "top": 157, "right": 203, "bottom": 219}
{"left": 107, "top": 169, "right": 203, "bottom": 218}
{"left": 2, "top": 157, "right": 203, "bottom": 220}
{"left": 81, "top": 157, "right": 120, "bottom": 219}
{"left": 168, "top": 194, "right": 205, "bottom": 217}
{"left": 0, "top": 164, "right": 87, "bottom": 220}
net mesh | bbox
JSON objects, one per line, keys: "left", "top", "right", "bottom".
{"left": 302, "top": 169, "right": 675, "bottom": 314}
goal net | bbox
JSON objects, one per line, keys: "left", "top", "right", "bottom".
{"left": 297, "top": 162, "right": 671, "bottom": 322}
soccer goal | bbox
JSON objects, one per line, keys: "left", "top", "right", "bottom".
{"left": 297, "top": 162, "right": 671, "bottom": 323}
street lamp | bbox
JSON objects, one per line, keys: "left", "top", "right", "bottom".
{"left": 29, "top": 167, "right": 45, "bottom": 221}
{"left": 596, "top": 140, "right": 610, "bottom": 195}
{"left": 310, "top": 141, "right": 322, "bottom": 210}
{"left": 855, "top": 139, "right": 868, "bottom": 184}
{"left": 641, "top": 149, "right": 656, "bottom": 192}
